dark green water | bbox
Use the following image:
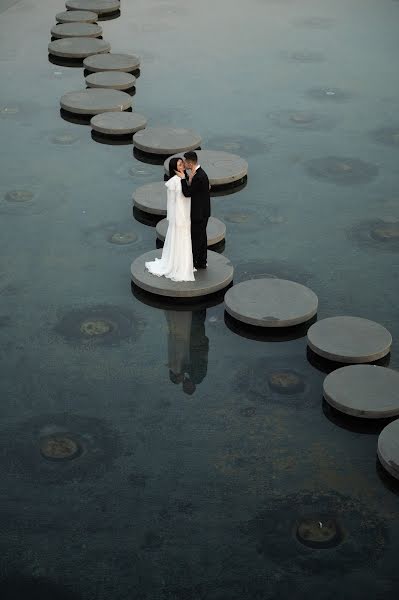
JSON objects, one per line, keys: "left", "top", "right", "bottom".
{"left": 1, "top": 0, "right": 399, "bottom": 598}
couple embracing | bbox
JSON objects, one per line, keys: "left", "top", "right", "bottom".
{"left": 145, "top": 152, "right": 210, "bottom": 282}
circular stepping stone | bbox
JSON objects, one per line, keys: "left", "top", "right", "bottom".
{"left": 156, "top": 216, "right": 226, "bottom": 246}
{"left": 85, "top": 71, "right": 136, "bottom": 90}
{"left": 378, "top": 419, "right": 399, "bottom": 480}
{"left": 60, "top": 89, "right": 131, "bottom": 114}
{"left": 133, "top": 127, "right": 201, "bottom": 155}
{"left": 65, "top": 0, "right": 120, "bottom": 15}
{"left": 132, "top": 182, "right": 167, "bottom": 216}
{"left": 131, "top": 250, "right": 233, "bottom": 298}
{"left": 51, "top": 22, "right": 102, "bottom": 38}
{"left": 165, "top": 150, "right": 248, "bottom": 186}
{"left": 224, "top": 278, "right": 318, "bottom": 328}
{"left": 56, "top": 10, "right": 98, "bottom": 23}
{"left": 91, "top": 112, "right": 146, "bottom": 134}
{"left": 48, "top": 37, "right": 110, "bottom": 58}
{"left": 83, "top": 53, "right": 140, "bottom": 72}
{"left": 307, "top": 316, "right": 392, "bottom": 363}
{"left": 324, "top": 365, "right": 399, "bottom": 418}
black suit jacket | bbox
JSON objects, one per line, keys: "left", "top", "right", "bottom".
{"left": 181, "top": 167, "right": 211, "bottom": 223}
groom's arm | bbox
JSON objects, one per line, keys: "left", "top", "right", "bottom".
{"left": 181, "top": 173, "right": 205, "bottom": 198}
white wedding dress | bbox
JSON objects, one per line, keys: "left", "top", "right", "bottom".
{"left": 145, "top": 175, "right": 195, "bottom": 282}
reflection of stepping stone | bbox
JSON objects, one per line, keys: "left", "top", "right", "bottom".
{"left": 307, "top": 316, "right": 392, "bottom": 363}
{"left": 91, "top": 112, "right": 146, "bottom": 135}
{"left": 165, "top": 150, "right": 248, "bottom": 186}
{"left": 60, "top": 89, "right": 131, "bottom": 114}
{"left": 66, "top": 0, "right": 120, "bottom": 15}
{"left": 84, "top": 53, "right": 140, "bottom": 72}
{"left": 48, "top": 37, "right": 110, "bottom": 58}
{"left": 133, "top": 127, "right": 201, "bottom": 155}
{"left": 224, "top": 278, "right": 318, "bottom": 328}
{"left": 56, "top": 10, "right": 98, "bottom": 23}
{"left": 132, "top": 182, "right": 167, "bottom": 216}
{"left": 324, "top": 365, "right": 399, "bottom": 418}
{"left": 51, "top": 22, "right": 102, "bottom": 38}
{"left": 85, "top": 71, "right": 136, "bottom": 90}
{"left": 156, "top": 216, "right": 226, "bottom": 246}
{"left": 131, "top": 250, "right": 233, "bottom": 298}
{"left": 378, "top": 419, "right": 399, "bottom": 480}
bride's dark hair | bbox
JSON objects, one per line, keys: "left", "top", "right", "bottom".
{"left": 168, "top": 157, "right": 182, "bottom": 179}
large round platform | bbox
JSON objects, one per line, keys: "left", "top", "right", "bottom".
{"left": 164, "top": 150, "right": 248, "bottom": 186}
{"left": 51, "top": 22, "right": 102, "bottom": 38}
{"left": 56, "top": 10, "right": 98, "bottom": 23}
{"left": 91, "top": 112, "right": 146, "bottom": 135}
{"left": 378, "top": 419, "right": 399, "bottom": 480}
{"left": 132, "top": 182, "right": 167, "bottom": 216}
{"left": 224, "top": 278, "right": 318, "bottom": 328}
{"left": 131, "top": 250, "right": 234, "bottom": 298}
{"left": 307, "top": 316, "right": 392, "bottom": 363}
{"left": 85, "top": 71, "right": 136, "bottom": 90}
{"left": 323, "top": 365, "right": 399, "bottom": 418}
{"left": 60, "top": 89, "right": 132, "bottom": 115}
{"left": 156, "top": 216, "right": 226, "bottom": 246}
{"left": 133, "top": 127, "right": 202, "bottom": 155}
{"left": 83, "top": 53, "right": 140, "bottom": 72}
{"left": 48, "top": 37, "right": 110, "bottom": 58}
{"left": 65, "top": 0, "right": 120, "bottom": 15}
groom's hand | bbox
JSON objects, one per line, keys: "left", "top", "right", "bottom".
{"left": 175, "top": 171, "right": 185, "bottom": 178}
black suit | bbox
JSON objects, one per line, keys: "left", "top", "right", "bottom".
{"left": 181, "top": 166, "right": 211, "bottom": 268}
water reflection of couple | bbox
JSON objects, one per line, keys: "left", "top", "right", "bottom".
{"left": 165, "top": 309, "right": 209, "bottom": 395}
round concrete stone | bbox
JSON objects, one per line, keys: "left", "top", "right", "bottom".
{"left": 60, "top": 89, "right": 131, "bottom": 115}
{"left": 51, "top": 22, "right": 102, "bottom": 38}
{"left": 156, "top": 216, "right": 226, "bottom": 246}
{"left": 91, "top": 112, "right": 146, "bottom": 135}
{"left": 133, "top": 127, "right": 201, "bottom": 155}
{"left": 224, "top": 278, "right": 318, "bottom": 328}
{"left": 83, "top": 53, "right": 140, "bottom": 72}
{"left": 66, "top": 0, "right": 120, "bottom": 15}
{"left": 48, "top": 37, "right": 110, "bottom": 58}
{"left": 131, "top": 250, "right": 233, "bottom": 298}
{"left": 132, "top": 182, "right": 167, "bottom": 216}
{"left": 165, "top": 150, "right": 248, "bottom": 186}
{"left": 324, "top": 365, "right": 399, "bottom": 418}
{"left": 85, "top": 71, "right": 136, "bottom": 90}
{"left": 307, "top": 316, "right": 392, "bottom": 363}
{"left": 56, "top": 10, "right": 98, "bottom": 23}
{"left": 378, "top": 419, "right": 399, "bottom": 480}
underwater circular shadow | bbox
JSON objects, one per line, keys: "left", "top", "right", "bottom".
{"left": 224, "top": 311, "right": 317, "bottom": 342}
{"left": 132, "top": 205, "right": 162, "bottom": 227}
{"left": 376, "top": 457, "right": 399, "bottom": 496}
{"left": 322, "top": 398, "right": 396, "bottom": 434}
{"left": 307, "top": 347, "right": 391, "bottom": 374}
{"left": 91, "top": 130, "right": 133, "bottom": 145}
{"left": 48, "top": 54, "right": 84, "bottom": 68}
{"left": 131, "top": 282, "right": 227, "bottom": 311}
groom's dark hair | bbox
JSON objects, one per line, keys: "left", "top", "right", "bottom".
{"left": 184, "top": 151, "right": 198, "bottom": 163}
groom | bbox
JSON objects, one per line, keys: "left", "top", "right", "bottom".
{"left": 178, "top": 151, "right": 210, "bottom": 269}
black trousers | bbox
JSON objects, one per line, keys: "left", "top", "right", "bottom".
{"left": 191, "top": 218, "right": 208, "bottom": 267}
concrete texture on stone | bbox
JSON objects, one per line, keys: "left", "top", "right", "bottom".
{"left": 131, "top": 250, "right": 233, "bottom": 297}
{"left": 224, "top": 278, "right": 318, "bottom": 328}
{"left": 156, "top": 216, "right": 226, "bottom": 246}
{"left": 165, "top": 150, "right": 248, "bottom": 185}
{"left": 324, "top": 365, "right": 399, "bottom": 418}
{"left": 60, "top": 89, "right": 131, "bottom": 115}
{"left": 56, "top": 10, "right": 98, "bottom": 23}
{"left": 85, "top": 71, "right": 136, "bottom": 90}
{"left": 132, "top": 182, "right": 167, "bottom": 215}
{"left": 133, "top": 127, "right": 201, "bottom": 155}
{"left": 378, "top": 419, "right": 399, "bottom": 480}
{"left": 307, "top": 316, "right": 392, "bottom": 363}
{"left": 48, "top": 37, "right": 110, "bottom": 58}
{"left": 66, "top": 0, "right": 120, "bottom": 15}
{"left": 83, "top": 53, "right": 140, "bottom": 72}
{"left": 91, "top": 112, "right": 146, "bottom": 135}
{"left": 51, "top": 22, "right": 102, "bottom": 38}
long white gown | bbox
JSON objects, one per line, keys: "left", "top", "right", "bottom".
{"left": 145, "top": 175, "right": 195, "bottom": 282}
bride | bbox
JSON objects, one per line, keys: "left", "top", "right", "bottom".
{"left": 145, "top": 157, "right": 195, "bottom": 282}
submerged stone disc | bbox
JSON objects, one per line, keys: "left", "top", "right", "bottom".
{"left": 304, "top": 156, "right": 379, "bottom": 185}
{"left": 165, "top": 150, "right": 248, "bottom": 186}
{"left": 323, "top": 365, "right": 399, "bottom": 418}
{"left": 224, "top": 278, "right": 318, "bottom": 328}
{"left": 48, "top": 37, "right": 110, "bottom": 58}
{"left": 296, "top": 517, "right": 342, "bottom": 549}
{"left": 40, "top": 434, "right": 82, "bottom": 461}
{"left": 56, "top": 10, "right": 98, "bottom": 23}
{"left": 60, "top": 89, "right": 131, "bottom": 114}
{"left": 85, "top": 70, "right": 136, "bottom": 89}
{"left": 307, "top": 316, "right": 392, "bottom": 363}
{"left": 83, "top": 52, "right": 140, "bottom": 72}
{"left": 132, "top": 181, "right": 167, "bottom": 215}
{"left": 378, "top": 419, "right": 399, "bottom": 480}
{"left": 66, "top": 0, "right": 120, "bottom": 15}
{"left": 156, "top": 216, "right": 226, "bottom": 246}
{"left": 91, "top": 112, "right": 146, "bottom": 134}
{"left": 133, "top": 127, "right": 201, "bottom": 155}
{"left": 131, "top": 250, "right": 234, "bottom": 298}
{"left": 51, "top": 22, "right": 102, "bottom": 38}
